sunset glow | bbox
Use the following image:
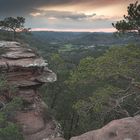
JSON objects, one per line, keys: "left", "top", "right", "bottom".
{"left": 32, "top": 28, "right": 116, "bottom": 33}
{"left": 0, "top": 0, "right": 137, "bottom": 32}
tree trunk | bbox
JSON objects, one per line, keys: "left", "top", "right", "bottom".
{"left": 51, "top": 91, "right": 58, "bottom": 109}
{"left": 138, "top": 29, "right": 140, "bottom": 35}
{"left": 74, "top": 115, "right": 79, "bottom": 129}
{"left": 68, "top": 112, "right": 75, "bottom": 139}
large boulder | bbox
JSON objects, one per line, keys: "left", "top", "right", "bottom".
{"left": 70, "top": 115, "right": 140, "bottom": 140}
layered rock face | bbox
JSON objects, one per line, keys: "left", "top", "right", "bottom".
{"left": 0, "top": 41, "right": 64, "bottom": 140}
{"left": 70, "top": 115, "right": 140, "bottom": 140}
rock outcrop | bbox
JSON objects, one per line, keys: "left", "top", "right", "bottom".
{"left": 70, "top": 115, "right": 140, "bottom": 140}
{"left": 0, "top": 41, "right": 64, "bottom": 140}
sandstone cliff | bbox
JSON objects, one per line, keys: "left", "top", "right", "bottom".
{"left": 0, "top": 41, "right": 64, "bottom": 140}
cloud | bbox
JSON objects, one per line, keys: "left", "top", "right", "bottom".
{"left": 29, "top": 9, "right": 121, "bottom": 22}
{"left": 30, "top": 12, "right": 42, "bottom": 17}
{"left": 92, "top": 15, "right": 122, "bottom": 21}
{"left": 30, "top": 10, "right": 96, "bottom": 20}
{"left": 29, "top": 11, "right": 117, "bottom": 30}
{"left": 0, "top": 0, "right": 136, "bottom": 31}
{"left": 0, "top": 0, "right": 135, "bottom": 17}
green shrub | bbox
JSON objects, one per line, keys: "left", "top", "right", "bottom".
{"left": 0, "top": 74, "right": 7, "bottom": 92}
{"left": 0, "top": 113, "right": 6, "bottom": 128}
{"left": 4, "top": 97, "right": 23, "bottom": 120}
{"left": 0, "top": 122, "right": 23, "bottom": 140}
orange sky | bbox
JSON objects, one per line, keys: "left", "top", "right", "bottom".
{"left": 28, "top": 0, "right": 137, "bottom": 32}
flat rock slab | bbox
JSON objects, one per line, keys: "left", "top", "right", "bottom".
{"left": 0, "top": 41, "right": 20, "bottom": 48}
{"left": 0, "top": 41, "right": 48, "bottom": 68}
{"left": 10, "top": 80, "right": 40, "bottom": 87}
{"left": 17, "top": 89, "right": 36, "bottom": 103}
{"left": 36, "top": 72, "right": 57, "bottom": 83}
{"left": 2, "top": 51, "right": 36, "bottom": 59}
{"left": 0, "top": 57, "right": 47, "bottom": 68}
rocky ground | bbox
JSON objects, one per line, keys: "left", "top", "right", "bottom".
{"left": 70, "top": 115, "right": 140, "bottom": 140}
{"left": 0, "top": 41, "right": 64, "bottom": 140}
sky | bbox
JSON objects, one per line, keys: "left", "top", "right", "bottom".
{"left": 0, "top": 0, "right": 137, "bottom": 32}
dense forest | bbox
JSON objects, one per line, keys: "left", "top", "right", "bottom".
{"left": 15, "top": 32, "right": 140, "bottom": 139}
{"left": 0, "top": 29, "right": 140, "bottom": 139}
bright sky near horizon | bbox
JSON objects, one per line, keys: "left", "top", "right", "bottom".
{"left": 0, "top": 0, "right": 138, "bottom": 32}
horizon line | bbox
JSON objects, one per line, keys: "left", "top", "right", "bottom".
{"left": 31, "top": 28, "right": 116, "bottom": 33}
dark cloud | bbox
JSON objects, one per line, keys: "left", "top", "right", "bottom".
{"left": 0, "top": 0, "right": 132, "bottom": 17}
{"left": 0, "top": 0, "right": 81, "bottom": 16}
{"left": 0, "top": 0, "right": 134, "bottom": 31}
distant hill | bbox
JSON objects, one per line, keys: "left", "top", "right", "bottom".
{"left": 31, "top": 31, "right": 140, "bottom": 47}
{"left": 31, "top": 31, "right": 88, "bottom": 43}
{"left": 70, "top": 32, "right": 140, "bottom": 46}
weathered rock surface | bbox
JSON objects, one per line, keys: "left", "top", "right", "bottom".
{"left": 0, "top": 41, "right": 62, "bottom": 140}
{"left": 70, "top": 115, "right": 140, "bottom": 140}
